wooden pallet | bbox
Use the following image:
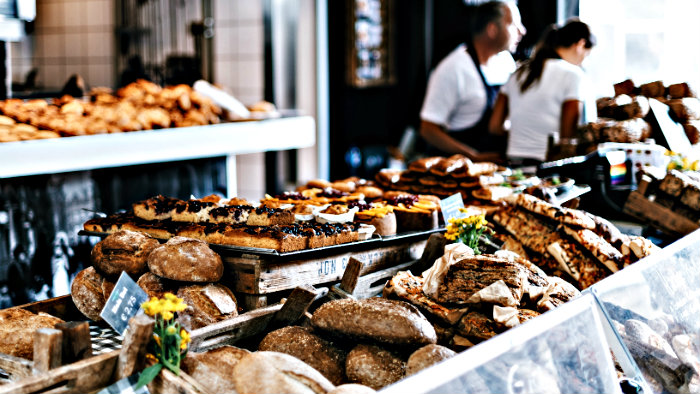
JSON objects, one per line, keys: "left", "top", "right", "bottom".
{"left": 622, "top": 177, "right": 700, "bottom": 236}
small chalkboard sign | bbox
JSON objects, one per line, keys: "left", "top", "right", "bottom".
{"left": 439, "top": 193, "right": 466, "bottom": 223}
{"left": 647, "top": 98, "right": 691, "bottom": 154}
{"left": 100, "top": 272, "right": 149, "bottom": 335}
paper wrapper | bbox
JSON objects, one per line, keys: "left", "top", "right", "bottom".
{"left": 493, "top": 305, "right": 520, "bottom": 329}
{"left": 466, "top": 279, "right": 520, "bottom": 308}
{"left": 422, "top": 243, "right": 475, "bottom": 300}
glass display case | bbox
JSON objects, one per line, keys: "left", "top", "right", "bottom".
{"left": 381, "top": 294, "right": 622, "bottom": 394}
{"left": 590, "top": 229, "right": 700, "bottom": 394}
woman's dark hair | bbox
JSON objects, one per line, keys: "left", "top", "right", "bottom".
{"left": 515, "top": 19, "right": 595, "bottom": 93}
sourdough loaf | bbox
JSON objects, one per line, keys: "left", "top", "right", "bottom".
{"left": 176, "top": 283, "right": 239, "bottom": 330}
{"left": 406, "top": 344, "right": 456, "bottom": 375}
{"left": 136, "top": 272, "right": 174, "bottom": 299}
{"left": 0, "top": 308, "right": 64, "bottom": 360}
{"left": 147, "top": 236, "right": 223, "bottom": 282}
{"left": 311, "top": 298, "right": 437, "bottom": 347}
{"left": 91, "top": 230, "right": 159, "bottom": 277}
{"left": 259, "top": 326, "right": 347, "bottom": 385}
{"left": 182, "top": 345, "right": 250, "bottom": 393}
{"left": 71, "top": 266, "right": 110, "bottom": 321}
{"left": 232, "top": 351, "right": 336, "bottom": 394}
{"left": 345, "top": 344, "right": 405, "bottom": 390}
{"left": 328, "top": 384, "right": 377, "bottom": 394}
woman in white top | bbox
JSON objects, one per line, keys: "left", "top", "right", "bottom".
{"left": 489, "top": 20, "right": 596, "bottom": 163}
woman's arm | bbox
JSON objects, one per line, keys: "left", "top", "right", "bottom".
{"left": 560, "top": 99, "right": 583, "bottom": 139}
{"left": 419, "top": 120, "right": 501, "bottom": 162}
{"left": 489, "top": 93, "right": 509, "bottom": 136}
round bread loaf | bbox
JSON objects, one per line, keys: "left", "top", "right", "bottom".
{"left": 147, "top": 236, "right": 223, "bottom": 282}
{"left": 329, "top": 384, "right": 377, "bottom": 394}
{"left": 176, "top": 283, "right": 238, "bottom": 330}
{"left": 71, "top": 266, "right": 107, "bottom": 321}
{"left": 136, "top": 272, "right": 174, "bottom": 299}
{"left": 345, "top": 344, "right": 405, "bottom": 390}
{"left": 91, "top": 230, "right": 159, "bottom": 277}
{"left": 307, "top": 179, "right": 332, "bottom": 189}
{"left": 405, "top": 344, "right": 456, "bottom": 376}
{"left": 356, "top": 186, "right": 383, "bottom": 200}
{"left": 311, "top": 298, "right": 437, "bottom": 347}
{"left": 233, "top": 351, "right": 336, "bottom": 394}
{"left": 0, "top": 308, "right": 64, "bottom": 360}
{"left": 182, "top": 345, "right": 251, "bottom": 393}
{"left": 259, "top": 326, "right": 347, "bottom": 385}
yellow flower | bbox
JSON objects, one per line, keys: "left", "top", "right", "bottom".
{"left": 153, "top": 334, "right": 161, "bottom": 347}
{"left": 692, "top": 161, "right": 700, "bottom": 172}
{"left": 164, "top": 293, "right": 177, "bottom": 301}
{"left": 166, "top": 325, "right": 177, "bottom": 335}
{"left": 180, "top": 329, "right": 191, "bottom": 350}
{"left": 146, "top": 353, "right": 158, "bottom": 362}
{"left": 162, "top": 311, "right": 174, "bottom": 321}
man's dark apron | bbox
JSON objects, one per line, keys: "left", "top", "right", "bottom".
{"left": 427, "top": 43, "right": 507, "bottom": 156}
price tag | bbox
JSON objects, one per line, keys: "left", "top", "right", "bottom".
{"left": 100, "top": 272, "right": 149, "bottom": 335}
{"left": 439, "top": 193, "right": 466, "bottom": 223}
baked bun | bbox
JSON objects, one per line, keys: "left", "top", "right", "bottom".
{"left": 91, "top": 230, "right": 159, "bottom": 277}
{"left": 232, "top": 351, "right": 336, "bottom": 394}
{"left": 307, "top": 179, "right": 332, "bottom": 189}
{"left": 182, "top": 345, "right": 251, "bottom": 393}
{"left": 0, "top": 308, "right": 64, "bottom": 360}
{"left": 71, "top": 266, "right": 109, "bottom": 321}
{"left": 356, "top": 186, "right": 383, "bottom": 200}
{"left": 345, "top": 344, "right": 405, "bottom": 390}
{"left": 311, "top": 298, "right": 437, "bottom": 347}
{"left": 331, "top": 181, "right": 356, "bottom": 193}
{"left": 136, "top": 272, "right": 174, "bottom": 299}
{"left": 147, "top": 236, "right": 223, "bottom": 282}
{"left": 405, "top": 344, "right": 456, "bottom": 375}
{"left": 176, "top": 283, "right": 239, "bottom": 330}
{"left": 259, "top": 326, "right": 347, "bottom": 385}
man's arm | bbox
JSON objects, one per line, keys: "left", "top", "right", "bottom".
{"left": 420, "top": 120, "right": 502, "bottom": 162}
{"left": 559, "top": 100, "right": 582, "bottom": 139}
{"left": 488, "top": 93, "right": 509, "bottom": 136}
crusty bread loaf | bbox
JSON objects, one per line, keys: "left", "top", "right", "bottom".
{"left": 147, "top": 236, "right": 223, "bottom": 282}
{"left": 71, "top": 266, "right": 108, "bottom": 321}
{"left": 0, "top": 308, "right": 64, "bottom": 360}
{"left": 639, "top": 80, "right": 665, "bottom": 98}
{"left": 91, "top": 230, "right": 159, "bottom": 277}
{"left": 136, "top": 272, "right": 174, "bottom": 299}
{"left": 232, "top": 351, "right": 336, "bottom": 394}
{"left": 668, "top": 82, "right": 696, "bottom": 99}
{"left": 259, "top": 326, "right": 347, "bottom": 385}
{"left": 345, "top": 344, "right": 405, "bottom": 390}
{"left": 182, "top": 345, "right": 250, "bottom": 393}
{"left": 176, "top": 283, "right": 239, "bottom": 330}
{"left": 405, "top": 344, "right": 456, "bottom": 375}
{"left": 311, "top": 298, "right": 437, "bottom": 347}
{"left": 328, "top": 384, "right": 377, "bottom": 394}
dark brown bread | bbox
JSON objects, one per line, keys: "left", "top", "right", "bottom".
{"left": 71, "top": 266, "right": 107, "bottom": 321}
{"left": 668, "top": 82, "right": 696, "bottom": 99}
{"left": 182, "top": 345, "right": 250, "bottom": 393}
{"left": 345, "top": 344, "right": 405, "bottom": 390}
{"left": 136, "top": 272, "right": 173, "bottom": 299}
{"left": 147, "top": 236, "right": 223, "bottom": 282}
{"left": 233, "top": 351, "right": 336, "bottom": 394}
{"left": 613, "top": 79, "right": 636, "bottom": 96}
{"left": 91, "top": 230, "right": 160, "bottom": 277}
{"left": 639, "top": 80, "right": 665, "bottom": 98}
{"left": 405, "top": 344, "right": 456, "bottom": 376}
{"left": 328, "top": 384, "right": 377, "bottom": 394}
{"left": 0, "top": 308, "right": 64, "bottom": 360}
{"left": 176, "top": 283, "right": 238, "bottom": 330}
{"left": 311, "top": 298, "right": 437, "bottom": 347}
{"left": 259, "top": 326, "right": 347, "bottom": 385}
{"left": 456, "top": 311, "right": 499, "bottom": 344}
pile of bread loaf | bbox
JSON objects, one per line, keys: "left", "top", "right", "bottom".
{"left": 648, "top": 169, "right": 700, "bottom": 222}
{"left": 583, "top": 80, "right": 698, "bottom": 146}
{"left": 0, "top": 80, "right": 222, "bottom": 142}
{"left": 72, "top": 230, "right": 240, "bottom": 331}
{"left": 181, "top": 297, "right": 453, "bottom": 393}
{"left": 83, "top": 184, "right": 442, "bottom": 252}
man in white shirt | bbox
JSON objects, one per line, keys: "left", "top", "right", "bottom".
{"left": 419, "top": 0, "right": 525, "bottom": 162}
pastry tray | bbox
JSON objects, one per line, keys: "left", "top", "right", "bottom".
{"left": 78, "top": 227, "right": 444, "bottom": 260}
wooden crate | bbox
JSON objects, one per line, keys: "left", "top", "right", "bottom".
{"left": 623, "top": 177, "right": 700, "bottom": 236}
{"left": 224, "top": 239, "right": 426, "bottom": 296}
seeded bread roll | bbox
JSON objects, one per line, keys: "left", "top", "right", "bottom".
{"left": 0, "top": 308, "right": 64, "bottom": 360}
{"left": 259, "top": 326, "right": 347, "bottom": 385}
{"left": 147, "top": 236, "right": 223, "bottom": 282}
{"left": 182, "top": 345, "right": 250, "bottom": 393}
{"left": 176, "top": 283, "right": 239, "bottom": 330}
{"left": 71, "top": 266, "right": 108, "bottom": 321}
{"left": 233, "top": 351, "right": 336, "bottom": 394}
{"left": 406, "top": 344, "right": 456, "bottom": 375}
{"left": 345, "top": 344, "right": 405, "bottom": 390}
{"left": 91, "top": 230, "right": 159, "bottom": 277}
{"left": 311, "top": 298, "right": 437, "bottom": 347}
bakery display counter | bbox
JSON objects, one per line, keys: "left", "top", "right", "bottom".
{"left": 381, "top": 293, "right": 621, "bottom": 394}
{"left": 590, "top": 228, "right": 700, "bottom": 394}
{"left": 0, "top": 115, "right": 315, "bottom": 197}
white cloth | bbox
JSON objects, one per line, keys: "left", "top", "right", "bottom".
{"left": 502, "top": 58, "right": 594, "bottom": 161}
{"left": 420, "top": 44, "right": 516, "bottom": 131}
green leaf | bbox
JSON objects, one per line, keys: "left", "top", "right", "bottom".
{"left": 135, "top": 363, "right": 163, "bottom": 389}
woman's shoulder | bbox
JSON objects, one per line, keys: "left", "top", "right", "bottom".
{"left": 545, "top": 58, "right": 585, "bottom": 77}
